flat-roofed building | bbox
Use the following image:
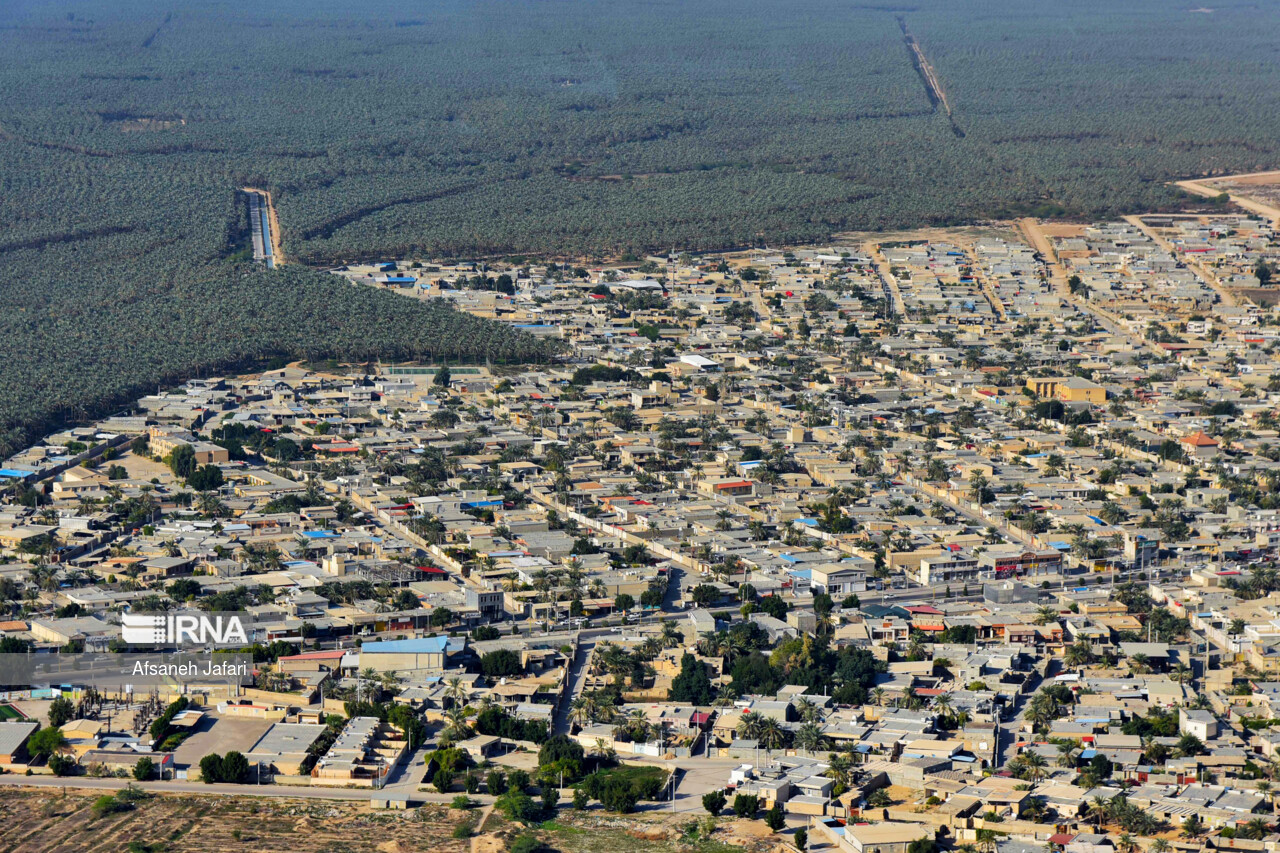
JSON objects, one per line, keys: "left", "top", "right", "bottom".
{"left": 247, "top": 721, "right": 328, "bottom": 776}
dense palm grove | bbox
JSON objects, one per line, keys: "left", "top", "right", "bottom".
{"left": 3, "top": 0, "right": 1280, "bottom": 447}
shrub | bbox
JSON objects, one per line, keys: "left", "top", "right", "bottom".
{"left": 199, "top": 752, "right": 249, "bottom": 783}
{"left": 471, "top": 625, "right": 501, "bottom": 641}
{"left": 451, "top": 794, "right": 472, "bottom": 810}
{"left": 486, "top": 769, "right": 507, "bottom": 795}
{"left": 541, "top": 785, "right": 559, "bottom": 811}
{"left": 47, "top": 696, "right": 75, "bottom": 728}
{"left": 496, "top": 791, "right": 539, "bottom": 824}
{"left": 91, "top": 794, "right": 128, "bottom": 818}
{"left": 116, "top": 784, "right": 148, "bottom": 804}
{"left": 600, "top": 776, "right": 638, "bottom": 813}
{"left": 702, "top": 790, "right": 726, "bottom": 816}
{"left": 765, "top": 802, "right": 785, "bottom": 831}
{"left": 220, "top": 751, "right": 250, "bottom": 784}
{"left": 573, "top": 787, "right": 588, "bottom": 810}
{"left": 507, "top": 769, "right": 531, "bottom": 793}
{"left": 148, "top": 697, "right": 190, "bottom": 746}
{"left": 133, "top": 756, "right": 155, "bottom": 781}
{"left": 27, "top": 726, "right": 68, "bottom": 759}
{"left": 795, "top": 828, "right": 808, "bottom": 850}
{"left": 733, "top": 793, "right": 759, "bottom": 818}
{"left": 199, "top": 754, "right": 219, "bottom": 783}
{"left": 510, "top": 835, "right": 548, "bottom": 853}
{"left": 480, "top": 649, "right": 522, "bottom": 677}
{"left": 48, "top": 754, "right": 77, "bottom": 776}
{"left": 538, "top": 734, "right": 584, "bottom": 781}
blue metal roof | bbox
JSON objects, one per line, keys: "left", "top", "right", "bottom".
{"left": 361, "top": 636, "right": 458, "bottom": 654}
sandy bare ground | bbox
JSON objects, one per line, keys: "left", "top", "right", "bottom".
{"left": 1176, "top": 173, "right": 1280, "bottom": 223}
{"left": 0, "top": 788, "right": 468, "bottom": 853}
{"left": 834, "top": 224, "right": 1018, "bottom": 245}
{"left": 1200, "top": 169, "right": 1280, "bottom": 185}
{"left": 117, "top": 449, "right": 177, "bottom": 484}
{"left": 1018, "top": 217, "right": 1062, "bottom": 271}
{"left": 1039, "top": 223, "right": 1087, "bottom": 238}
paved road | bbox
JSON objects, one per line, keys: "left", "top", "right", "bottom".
{"left": 381, "top": 743, "right": 432, "bottom": 794}
{"left": 552, "top": 639, "right": 596, "bottom": 735}
{"left": 0, "top": 772, "right": 498, "bottom": 803}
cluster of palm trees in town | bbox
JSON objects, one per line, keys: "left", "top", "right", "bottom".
{"left": 695, "top": 628, "right": 760, "bottom": 665}
{"left": 440, "top": 676, "right": 476, "bottom": 742}
{"left": 568, "top": 689, "right": 623, "bottom": 729}
{"left": 1085, "top": 792, "right": 1167, "bottom": 837}
{"left": 1007, "top": 749, "right": 1050, "bottom": 783}
{"left": 732, "top": 697, "right": 831, "bottom": 754}
{"left": 500, "top": 559, "right": 607, "bottom": 604}
{"left": 568, "top": 622, "right": 685, "bottom": 730}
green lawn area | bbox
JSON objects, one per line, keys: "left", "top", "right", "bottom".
{"left": 0, "top": 704, "right": 27, "bottom": 721}
{"left": 592, "top": 764, "right": 668, "bottom": 792}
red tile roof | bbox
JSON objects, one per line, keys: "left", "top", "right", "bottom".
{"left": 1181, "top": 431, "right": 1218, "bottom": 447}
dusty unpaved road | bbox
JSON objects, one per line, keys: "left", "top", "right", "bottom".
{"left": 1177, "top": 172, "right": 1280, "bottom": 223}
{"left": 1018, "top": 217, "right": 1165, "bottom": 355}
{"left": 1121, "top": 213, "right": 1237, "bottom": 308}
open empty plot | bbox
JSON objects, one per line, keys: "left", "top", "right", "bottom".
{"left": 0, "top": 789, "right": 468, "bottom": 853}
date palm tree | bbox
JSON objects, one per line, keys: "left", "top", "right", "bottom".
{"left": 794, "top": 696, "right": 822, "bottom": 724}
{"left": 443, "top": 705, "right": 471, "bottom": 741}
{"left": 444, "top": 676, "right": 468, "bottom": 708}
{"left": 1022, "top": 751, "right": 1049, "bottom": 783}
{"left": 933, "top": 693, "right": 953, "bottom": 724}
{"left": 1055, "top": 739, "right": 1080, "bottom": 768}
{"left": 1034, "top": 606, "right": 1059, "bottom": 626}
{"left": 1064, "top": 640, "right": 1093, "bottom": 671}
{"left": 1088, "top": 795, "right": 1110, "bottom": 831}
{"left": 569, "top": 696, "right": 592, "bottom": 729}
{"left": 794, "top": 722, "right": 828, "bottom": 754}
{"left": 736, "top": 711, "right": 765, "bottom": 742}
{"left": 659, "top": 619, "right": 682, "bottom": 649}
{"left": 757, "top": 716, "right": 785, "bottom": 751}
{"left": 592, "top": 738, "right": 616, "bottom": 765}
